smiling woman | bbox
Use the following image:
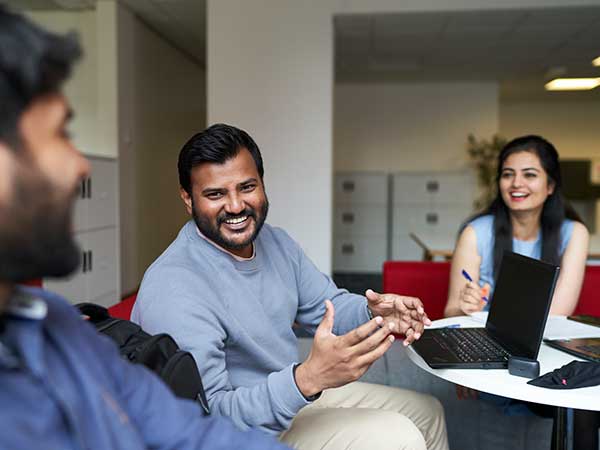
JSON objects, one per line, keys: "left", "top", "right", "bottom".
{"left": 443, "top": 134, "right": 595, "bottom": 450}
{"left": 445, "top": 135, "right": 589, "bottom": 318}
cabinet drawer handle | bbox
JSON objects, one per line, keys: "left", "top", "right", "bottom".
{"left": 426, "top": 213, "right": 438, "bottom": 224}
{"left": 341, "top": 243, "right": 355, "bottom": 254}
{"left": 342, "top": 181, "right": 355, "bottom": 192}
{"left": 342, "top": 212, "right": 355, "bottom": 224}
{"left": 426, "top": 181, "right": 439, "bottom": 193}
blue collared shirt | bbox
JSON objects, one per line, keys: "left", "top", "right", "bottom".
{"left": 0, "top": 287, "right": 288, "bottom": 450}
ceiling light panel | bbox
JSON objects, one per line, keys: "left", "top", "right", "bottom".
{"left": 545, "top": 78, "right": 600, "bottom": 91}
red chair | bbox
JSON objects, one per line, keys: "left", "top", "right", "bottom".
{"left": 384, "top": 262, "right": 600, "bottom": 321}
{"left": 573, "top": 265, "right": 600, "bottom": 317}
{"left": 383, "top": 261, "right": 451, "bottom": 321}
{"left": 108, "top": 292, "right": 137, "bottom": 320}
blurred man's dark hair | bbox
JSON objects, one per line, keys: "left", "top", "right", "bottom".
{"left": 0, "top": 4, "right": 81, "bottom": 147}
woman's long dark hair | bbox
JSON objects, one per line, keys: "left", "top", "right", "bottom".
{"left": 473, "top": 135, "right": 583, "bottom": 277}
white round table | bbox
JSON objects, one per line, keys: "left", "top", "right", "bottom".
{"left": 406, "top": 315, "right": 600, "bottom": 450}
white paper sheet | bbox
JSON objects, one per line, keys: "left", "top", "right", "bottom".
{"left": 468, "top": 311, "right": 488, "bottom": 324}
{"left": 543, "top": 316, "right": 600, "bottom": 340}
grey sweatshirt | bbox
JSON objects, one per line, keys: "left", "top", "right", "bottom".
{"left": 131, "top": 221, "right": 370, "bottom": 434}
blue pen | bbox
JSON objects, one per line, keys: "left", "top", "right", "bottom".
{"left": 445, "top": 324, "right": 461, "bottom": 328}
{"left": 461, "top": 269, "right": 489, "bottom": 303}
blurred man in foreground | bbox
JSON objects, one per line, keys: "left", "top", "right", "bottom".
{"left": 0, "top": 6, "right": 287, "bottom": 449}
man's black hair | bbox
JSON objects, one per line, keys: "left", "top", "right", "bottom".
{"left": 0, "top": 4, "right": 81, "bottom": 145}
{"left": 178, "top": 123, "right": 264, "bottom": 194}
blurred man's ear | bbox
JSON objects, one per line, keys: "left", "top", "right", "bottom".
{"left": 179, "top": 187, "right": 193, "bottom": 215}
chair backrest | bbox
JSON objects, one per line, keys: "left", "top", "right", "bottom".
{"left": 383, "top": 261, "right": 451, "bottom": 321}
{"left": 108, "top": 293, "right": 137, "bottom": 320}
{"left": 573, "top": 265, "right": 600, "bottom": 316}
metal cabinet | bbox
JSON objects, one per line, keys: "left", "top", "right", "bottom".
{"left": 393, "top": 172, "right": 475, "bottom": 205}
{"left": 333, "top": 236, "right": 388, "bottom": 272}
{"left": 335, "top": 172, "right": 388, "bottom": 206}
{"left": 334, "top": 204, "right": 387, "bottom": 237}
{"left": 391, "top": 171, "right": 475, "bottom": 260}
{"left": 44, "top": 157, "right": 119, "bottom": 306}
{"left": 333, "top": 170, "right": 476, "bottom": 267}
{"left": 333, "top": 172, "right": 389, "bottom": 273}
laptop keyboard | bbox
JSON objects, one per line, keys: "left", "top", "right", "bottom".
{"left": 433, "top": 328, "right": 510, "bottom": 363}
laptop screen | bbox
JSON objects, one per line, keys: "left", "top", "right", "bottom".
{"left": 485, "top": 251, "right": 559, "bottom": 359}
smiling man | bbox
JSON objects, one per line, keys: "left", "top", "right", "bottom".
{"left": 132, "top": 124, "right": 449, "bottom": 450}
{"left": 0, "top": 6, "right": 287, "bottom": 450}
{"left": 187, "top": 145, "right": 268, "bottom": 258}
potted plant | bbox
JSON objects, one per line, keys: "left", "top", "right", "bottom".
{"left": 467, "top": 133, "right": 507, "bottom": 211}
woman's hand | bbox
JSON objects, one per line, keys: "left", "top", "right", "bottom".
{"left": 459, "top": 282, "right": 490, "bottom": 315}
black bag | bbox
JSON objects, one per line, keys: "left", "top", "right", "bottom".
{"left": 77, "top": 303, "right": 210, "bottom": 414}
{"left": 527, "top": 360, "right": 600, "bottom": 390}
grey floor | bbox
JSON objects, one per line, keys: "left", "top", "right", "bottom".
{"left": 298, "top": 338, "right": 555, "bottom": 450}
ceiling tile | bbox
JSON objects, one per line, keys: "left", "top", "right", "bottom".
{"left": 444, "top": 9, "right": 526, "bottom": 31}
{"left": 526, "top": 7, "right": 600, "bottom": 25}
{"left": 335, "top": 35, "right": 369, "bottom": 57}
{"left": 372, "top": 12, "right": 447, "bottom": 35}
{"left": 335, "top": 14, "right": 371, "bottom": 38}
{"left": 335, "top": 5, "right": 600, "bottom": 90}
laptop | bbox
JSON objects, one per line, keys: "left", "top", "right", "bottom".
{"left": 543, "top": 337, "right": 600, "bottom": 363}
{"left": 411, "top": 251, "right": 560, "bottom": 369}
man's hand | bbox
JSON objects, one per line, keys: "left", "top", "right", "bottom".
{"left": 459, "top": 282, "right": 490, "bottom": 315}
{"left": 294, "top": 300, "right": 395, "bottom": 397}
{"left": 365, "top": 289, "right": 431, "bottom": 346}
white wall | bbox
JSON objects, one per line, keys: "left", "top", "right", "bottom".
{"left": 499, "top": 100, "right": 600, "bottom": 159}
{"left": 26, "top": 10, "right": 103, "bottom": 157}
{"left": 28, "top": 6, "right": 121, "bottom": 159}
{"left": 96, "top": 1, "right": 119, "bottom": 159}
{"left": 207, "top": 0, "right": 334, "bottom": 273}
{"left": 118, "top": 4, "right": 206, "bottom": 294}
{"left": 335, "top": 82, "right": 499, "bottom": 172}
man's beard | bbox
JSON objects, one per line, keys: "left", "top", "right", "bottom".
{"left": 192, "top": 197, "right": 269, "bottom": 252}
{"left": 0, "top": 173, "right": 80, "bottom": 282}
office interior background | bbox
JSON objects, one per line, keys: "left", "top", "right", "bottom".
{"left": 9, "top": 0, "right": 600, "bottom": 306}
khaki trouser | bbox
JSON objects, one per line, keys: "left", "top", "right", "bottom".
{"left": 279, "top": 382, "right": 449, "bottom": 450}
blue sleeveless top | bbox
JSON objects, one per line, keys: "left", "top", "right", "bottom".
{"left": 469, "top": 214, "right": 573, "bottom": 309}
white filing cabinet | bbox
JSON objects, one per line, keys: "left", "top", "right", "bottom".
{"left": 44, "top": 157, "right": 120, "bottom": 307}
{"left": 391, "top": 171, "right": 475, "bottom": 260}
{"left": 333, "top": 172, "right": 389, "bottom": 273}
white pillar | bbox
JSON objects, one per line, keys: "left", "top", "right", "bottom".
{"left": 207, "top": 0, "right": 334, "bottom": 273}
